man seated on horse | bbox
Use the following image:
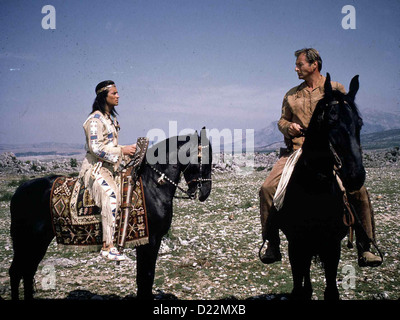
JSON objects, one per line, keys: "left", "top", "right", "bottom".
{"left": 259, "top": 48, "right": 382, "bottom": 267}
{"left": 79, "top": 80, "right": 136, "bottom": 261}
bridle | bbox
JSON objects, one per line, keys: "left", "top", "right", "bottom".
{"left": 326, "top": 100, "right": 343, "bottom": 170}
{"left": 314, "top": 99, "right": 344, "bottom": 171}
{"left": 147, "top": 144, "right": 212, "bottom": 200}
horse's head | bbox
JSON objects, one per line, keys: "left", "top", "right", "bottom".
{"left": 181, "top": 127, "right": 213, "bottom": 202}
{"left": 321, "top": 73, "right": 365, "bottom": 191}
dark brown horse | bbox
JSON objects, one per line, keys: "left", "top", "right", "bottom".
{"left": 9, "top": 128, "right": 212, "bottom": 300}
{"left": 278, "top": 74, "right": 365, "bottom": 300}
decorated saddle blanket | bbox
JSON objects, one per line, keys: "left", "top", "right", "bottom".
{"left": 50, "top": 176, "right": 149, "bottom": 251}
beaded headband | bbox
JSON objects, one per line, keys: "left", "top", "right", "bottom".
{"left": 96, "top": 84, "right": 116, "bottom": 95}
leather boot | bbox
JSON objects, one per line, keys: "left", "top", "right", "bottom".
{"left": 260, "top": 241, "right": 282, "bottom": 264}
{"left": 358, "top": 251, "right": 382, "bottom": 267}
{"left": 348, "top": 187, "right": 382, "bottom": 268}
{"left": 260, "top": 217, "right": 282, "bottom": 264}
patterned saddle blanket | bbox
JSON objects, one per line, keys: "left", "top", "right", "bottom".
{"left": 50, "top": 176, "right": 149, "bottom": 251}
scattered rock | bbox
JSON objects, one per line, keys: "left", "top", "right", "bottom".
{"left": 0, "top": 152, "right": 81, "bottom": 175}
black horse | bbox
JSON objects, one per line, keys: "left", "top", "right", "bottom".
{"left": 278, "top": 74, "right": 365, "bottom": 300}
{"left": 9, "top": 128, "right": 212, "bottom": 300}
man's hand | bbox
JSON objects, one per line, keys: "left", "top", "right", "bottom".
{"left": 288, "top": 123, "right": 303, "bottom": 137}
{"left": 122, "top": 144, "right": 136, "bottom": 157}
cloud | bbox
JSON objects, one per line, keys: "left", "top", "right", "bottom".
{"left": 0, "top": 51, "right": 39, "bottom": 62}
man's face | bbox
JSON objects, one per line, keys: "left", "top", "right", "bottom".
{"left": 106, "top": 86, "right": 119, "bottom": 107}
{"left": 295, "top": 53, "right": 317, "bottom": 80}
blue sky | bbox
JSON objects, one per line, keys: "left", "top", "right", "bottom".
{"left": 1, "top": 0, "right": 399, "bottom": 145}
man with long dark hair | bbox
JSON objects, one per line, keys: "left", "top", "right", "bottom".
{"left": 79, "top": 80, "right": 136, "bottom": 261}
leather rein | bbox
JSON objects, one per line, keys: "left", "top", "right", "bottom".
{"left": 147, "top": 145, "right": 212, "bottom": 200}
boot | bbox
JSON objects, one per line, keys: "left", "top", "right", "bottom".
{"left": 348, "top": 188, "right": 382, "bottom": 268}
{"left": 259, "top": 205, "right": 282, "bottom": 264}
{"left": 260, "top": 241, "right": 282, "bottom": 264}
{"left": 357, "top": 242, "right": 382, "bottom": 267}
{"left": 358, "top": 251, "right": 382, "bottom": 267}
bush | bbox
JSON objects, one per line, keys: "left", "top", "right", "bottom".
{"left": 0, "top": 192, "right": 13, "bottom": 202}
{"left": 70, "top": 158, "right": 78, "bottom": 168}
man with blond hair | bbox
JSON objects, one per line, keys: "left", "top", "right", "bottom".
{"left": 259, "top": 48, "right": 382, "bottom": 267}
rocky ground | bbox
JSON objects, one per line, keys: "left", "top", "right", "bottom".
{"left": 0, "top": 148, "right": 399, "bottom": 300}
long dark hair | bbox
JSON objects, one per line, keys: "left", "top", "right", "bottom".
{"left": 91, "top": 80, "right": 118, "bottom": 117}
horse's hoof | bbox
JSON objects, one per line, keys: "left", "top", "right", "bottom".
{"left": 290, "top": 288, "right": 312, "bottom": 300}
{"left": 324, "top": 287, "right": 340, "bottom": 300}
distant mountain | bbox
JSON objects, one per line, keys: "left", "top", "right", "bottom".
{"left": 253, "top": 121, "right": 283, "bottom": 148}
{"left": 361, "top": 129, "right": 400, "bottom": 150}
{"left": 360, "top": 109, "right": 400, "bottom": 134}
{"left": 251, "top": 109, "right": 400, "bottom": 152}
{"left": 0, "top": 142, "right": 85, "bottom": 158}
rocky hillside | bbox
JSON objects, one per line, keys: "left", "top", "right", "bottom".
{"left": 1, "top": 147, "right": 399, "bottom": 177}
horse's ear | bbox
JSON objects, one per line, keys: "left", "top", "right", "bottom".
{"left": 348, "top": 75, "right": 359, "bottom": 101}
{"left": 199, "top": 127, "right": 209, "bottom": 146}
{"left": 199, "top": 127, "right": 208, "bottom": 138}
{"left": 324, "top": 73, "right": 333, "bottom": 100}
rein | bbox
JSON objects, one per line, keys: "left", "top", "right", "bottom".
{"left": 146, "top": 145, "right": 212, "bottom": 200}
{"left": 147, "top": 163, "right": 195, "bottom": 199}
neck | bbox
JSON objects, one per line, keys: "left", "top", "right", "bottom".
{"left": 104, "top": 105, "right": 113, "bottom": 116}
{"left": 305, "top": 72, "right": 322, "bottom": 90}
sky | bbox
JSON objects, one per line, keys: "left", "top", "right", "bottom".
{"left": 1, "top": 0, "right": 399, "bottom": 145}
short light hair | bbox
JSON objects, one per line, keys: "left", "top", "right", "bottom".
{"left": 295, "top": 48, "right": 322, "bottom": 72}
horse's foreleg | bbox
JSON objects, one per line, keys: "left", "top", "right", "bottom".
{"left": 288, "top": 241, "right": 304, "bottom": 299}
{"left": 136, "top": 238, "right": 162, "bottom": 300}
{"left": 321, "top": 241, "right": 341, "bottom": 300}
{"left": 289, "top": 241, "right": 312, "bottom": 300}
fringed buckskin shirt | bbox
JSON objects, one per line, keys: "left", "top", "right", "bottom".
{"left": 81, "top": 111, "right": 123, "bottom": 172}
{"left": 278, "top": 75, "right": 346, "bottom": 150}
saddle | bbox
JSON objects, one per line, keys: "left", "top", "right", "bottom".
{"left": 50, "top": 137, "right": 150, "bottom": 251}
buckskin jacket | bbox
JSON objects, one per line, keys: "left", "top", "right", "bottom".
{"left": 278, "top": 75, "right": 346, "bottom": 151}
{"left": 79, "top": 110, "right": 124, "bottom": 183}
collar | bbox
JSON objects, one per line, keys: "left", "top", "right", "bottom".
{"left": 296, "top": 75, "right": 326, "bottom": 95}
